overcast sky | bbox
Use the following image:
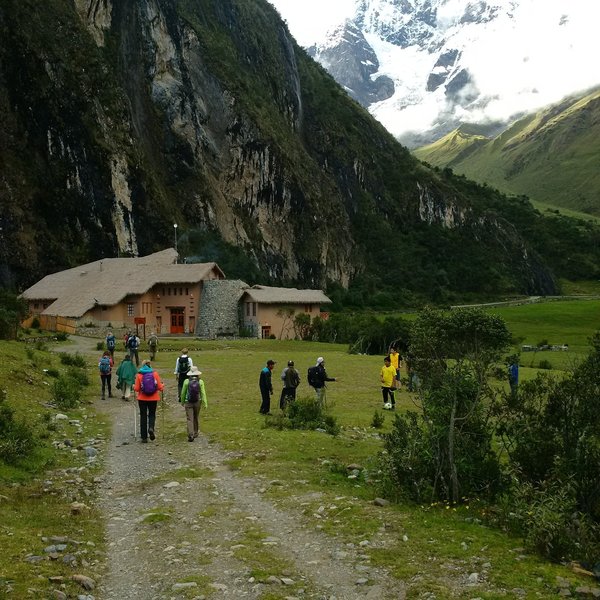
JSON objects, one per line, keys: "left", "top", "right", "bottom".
{"left": 267, "top": 0, "right": 356, "bottom": 46}
{"left": 267, "top": 0, "right": 600, "bottom": 137}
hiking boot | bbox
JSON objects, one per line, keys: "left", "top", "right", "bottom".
{"left": 193, "top": 433, "right": 198, "bottom": 439}
{"left": 141, "top": 438, "right": 148, "bottom": 443}
{"left": 108, "top": 393, "right": 113, "bottom": 398}
{"left": 188, "top": 435, "right": 194, "bottom": 442}
{"left": 149, "top": 430, "right": 155, "bottom": 441}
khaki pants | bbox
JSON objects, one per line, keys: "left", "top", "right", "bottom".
{"left": 184, "top": 402, "right": 201, "bottom": 437}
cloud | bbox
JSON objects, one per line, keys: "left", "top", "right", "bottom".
{"left": 267, "top": 0, "right": 357, "bottom": 46}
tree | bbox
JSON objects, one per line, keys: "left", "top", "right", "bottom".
{"left": 0, "top": 290, "right": 28, "bottom": 340}
{"left": 408, "top": 307, "right": 511, "bottom": 503}
{"left": 276, "top": 307, "right": 295, "bottom": 340}
{"left": 293, "top": 313, "right": 311, "bottom": 340}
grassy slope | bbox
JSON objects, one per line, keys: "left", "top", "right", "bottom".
{"left": 414, "top": 89, "right": 600, "bottom": 216}
{"left": 4, "top": 297, "right": 600, "bottom": 596}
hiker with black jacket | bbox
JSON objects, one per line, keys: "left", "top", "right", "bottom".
{"left": 174, "top": 348, "right": 194, "bottom": 397}
{"left": 308, "top": 356, "right": 336, "bottom": 406}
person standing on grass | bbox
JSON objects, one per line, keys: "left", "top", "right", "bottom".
{"left": 389, "top": 346, "right": 402, "bottom": 389}
{"left": 380, "top": 355, "right": 396, "bottom": 409}
{"left": 508, "top": 359, "right": 519, "bottom": 397}
{"left": 98, "top": 350, "right": 114, "bottom": 399}
{"left": 134, "top": 360, "right": 164, "bottom": 443}
{"left": 279, "top": 360, "right": 300, "bottom": 410}
{"left": 179, "top": 366, "right": 207, "bottom": 442}
{"left": 308, "top": 356, "right": 336, "bottom": 406}
{"left": 259, "top": 359, "right": 276, "bottom": 415}
{"left": 174, "top": 348, "right": 194, "bottom": 397}
{"left": 116, "top": 354, "right": 137, "bottom": 401}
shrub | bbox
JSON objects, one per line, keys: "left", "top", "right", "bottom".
{"left": 31, "top": 317, "right": 40, "bottom": 329}
{"left": 35, "top": 340, "right": 48, "bottom": 351}
{"left": 538, "top": 359, "right": 553, "bottom": 370}
{"left": 0, "top": 389, "right": 36, "bottom": 464}
{"left": 265, "top": 397, "right": 340, "bottom": 435}
{"left": 45, "top": 368, "right": 60, "bottom": 378}
{"left": 66, "top": 367, "right": 89, "bottom": 387}
{"left": 54, "top": 331, "right": 69, "bottom": 341}
{"left": 96, "top": 341, "right": 104, "bottom": 351}
{"left": 52, "top": 375, "right": 83, "bottom": 410}
{"left": 371, "top": 410, "right": 385, "bottom": 429}
{"left": 58, "top": 352, "right": 86, "bottom": 367}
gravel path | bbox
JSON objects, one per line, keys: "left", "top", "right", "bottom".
{"left": 64, "top": 337, "right": 406, "bottom": 599}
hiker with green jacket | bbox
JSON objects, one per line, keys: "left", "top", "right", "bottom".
{"left": 179, "top": 366, "right": 207, "bottom": 442}
{"left": 116, "top": 354, "right": 137, "bottom": 401}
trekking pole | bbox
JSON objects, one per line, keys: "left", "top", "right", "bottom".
{"left": 132, "top": 390, "right": 137, "bottom": 440}
{"left": 161, "top": 390, "right": 166, "bottom": 440}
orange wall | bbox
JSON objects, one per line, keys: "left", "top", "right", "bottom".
{"left": 242, "top": 302, "right": 323, "bottom": 339}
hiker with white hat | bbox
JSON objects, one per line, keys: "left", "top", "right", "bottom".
{"left": 179, "top": 365, "right": 207, "bottom": 442}
{"left": 307, "top": 356, "right": 337, "bottom": 406}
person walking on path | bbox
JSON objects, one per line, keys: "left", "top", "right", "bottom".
{"left": 174, "top": 348, "right": 194, "bottom": 397}
{"left": 148, "top": 332, "right": 159, "bottom": 361}
{"left": 259, "top": 359, "right": 276, "bottom": 415}
{"left": 279, "top": 360, "right": 300, "bottom": 410}
{"left": 133, "top": 360, "right": 164, "bottom": 443}
{"left": 115, "top": 354, "right": 137, "bottom": 401}
{"left": 179, "top": 366, "right": 207, "bottom": 442}
{"left": 380, "top": 355, "right": 396, "bottom": 409}
{"left": 98, "top": 350, "right": 114, "bottom": 399}
{"left": 308, "top": 356, "right": 336, "bottom": 406}
{"left": 127, "top": 332, "right": 140, "bottom": 366}
{"left": 106, "top": 331, "right": 116, "bottom": 359}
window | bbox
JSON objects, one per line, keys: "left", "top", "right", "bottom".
{"left": 185, "top": 287, "right": 189, "bottom": 296}
{"left": 252, "top": 302, "right": 257, "bottom": 317}
{"left": 34, "top": 303, "right": 39, "bottom": 310}
{"left": 246, "top": 302, "right": 250, "bottom": 317}
{"left": 179, "top": 287, "right": 183, "bottom": 296}
{"left": 304, "top": 304, "right": 313, "bottom": 313}
{"left": 127, "top": 303, "right": 134, "bottom": 316}
{"left": 141, "top": 302, "right": 153, "bottom": 315}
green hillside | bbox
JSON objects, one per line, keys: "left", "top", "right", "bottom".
{"left": 414, "top": 88, "right": 600, "bottom": 217}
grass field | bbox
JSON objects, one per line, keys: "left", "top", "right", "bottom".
{"left": 2, "top": 297, "right": 600, "bottom": 597}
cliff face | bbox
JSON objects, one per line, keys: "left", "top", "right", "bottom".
{"left": 0, "top": 0, "right": 557, "bottom": 296}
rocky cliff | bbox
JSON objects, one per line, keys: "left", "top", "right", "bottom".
{"left": 0, "top": 0, "right": 559, "bottom": 299}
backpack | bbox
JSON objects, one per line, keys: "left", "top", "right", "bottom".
{"left": 99, "top": 356, "right": 111, "bottom": 374}
{"left": 187, "top": 379, "right": 200, "bottom": 403}
{"left": 307, "top": 366, "right": 320, "bottom": 387}
{"left": 177, "top": 355, "right": 190, "bottom": 374}
{"left": 140, "top": 371, "right": 158, "bottom": 394}
{"left": 148, "top": 335, "right": 158, "bottom": 348}
{"left": 128, "top": 336, "right": 139, "bottom": 350}
{"left": 106, "top": 336, "right": 115, "bottom": 350}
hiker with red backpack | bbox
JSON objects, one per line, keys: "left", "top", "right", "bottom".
{"left": 179, "top": 366, "right": 207, "bottom": 442}
{"left": 98, "top": 350, "right": 114, "bottom": 399}
{"left": 133, "top": 360, "right": 164, "bottom": 443}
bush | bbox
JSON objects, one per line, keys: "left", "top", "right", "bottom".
{"left": 538, "top": 359, "right": 553, "bottom": 370}
{"left": 371, "top": 410, "right": 385, "bottom": 429}
{"left": 265, "top": 397, "right": 340, "bottom": 435}
{"left": 31, "top": 317, "right": 40, "bottom": 329}
{"left": 66, "top": 367, "right": 89, "bottom": 387}
{"left": 45, "top": 368, "right": 60, "bottom": 378}
{"left": 54, "top": 331, "right": 69, "bottom": 341}
{"left": 52, "top": 375, "right": 83, "bottom": 410}
{"left": 58, "top": 352, "right": 86, "bottom": 367}
{"left": 0, "top": 389, "right": 36, "bottom": 464}
{"left": 96, "top": 341, "right": 104, "bottom": 351}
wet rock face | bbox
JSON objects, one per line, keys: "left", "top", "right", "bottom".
{"left": 0, "top": 0, "right": 556, "bottom": 296}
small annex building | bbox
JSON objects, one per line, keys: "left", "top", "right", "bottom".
{"left": 241, "top": 285, "right": 332, "bottom": 339}
{"left": 20, "top": 249, "right": 224, "bottom": 334}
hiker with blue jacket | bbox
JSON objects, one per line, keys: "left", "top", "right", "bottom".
{"left": 259, "top": 359, "right": 276, "bottom": 415}
{"left": 179, "top": 366, "right": 207, "bottom": 442}
{"left": 105, "top": 331, "right": 116, "bottom": 359}
{"left": 127, "top": 333, "right": 140, "bottom": 366}
{"left": 134, "top": 360, "right": 164, "bottom": 443}
{"left": 98, "top": 350, "right": 114, "bottom": 399}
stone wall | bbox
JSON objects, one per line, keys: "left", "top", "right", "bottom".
{"left": 197, "top": 280, "right": 248, "bottom": 338}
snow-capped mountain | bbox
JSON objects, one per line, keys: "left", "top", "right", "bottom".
{"left": 303, "top": 0, "right": 600, "bottom": 147}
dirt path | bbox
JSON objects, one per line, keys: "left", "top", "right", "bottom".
{"left": 64, "top": 337, "right": 406, "bottom": 599}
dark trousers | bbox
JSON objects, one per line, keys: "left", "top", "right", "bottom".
{"left": 382, "top": 386, "right": 395, "bottom": 406}
{"left": 259, "top": 389, "right": 271, "bottom": 414}
{"left": 279, "top": 387, "right": 296, "bottom": 409}
{"left": 177, "top": 373, "right": 188, "bottom": 397}
{"left": 101, "top": 374, "right": 112, "bottom": 397}
{"left": 129, "top": 348, "right": 139, "bottom": 366}
{"left": 138, "top": 400, "right": 157, "bottom": 440}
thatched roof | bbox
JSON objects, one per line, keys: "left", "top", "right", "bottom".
{"left": 21, "top": 249, "right": 224, "bottom": 317}
{"left": 241, "top": 285, "right": 331, "bottom": 305}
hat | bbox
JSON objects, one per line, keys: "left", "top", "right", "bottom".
{"left": 187, "top": 366, "right": 202, "bottom": 377}
{"left": 267, "top": 359, "right": 276, "bottom": 366}
{"left": 288, "top": 360, "right": 294, "bottom": 366}
{"left": 316, "top": 357, "right": 324, "bottom": 365}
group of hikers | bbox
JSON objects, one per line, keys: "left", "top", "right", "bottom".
{"left": 98, "top": 333, "right": 206, "bottom": 443}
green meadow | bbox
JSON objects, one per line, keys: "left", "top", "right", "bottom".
{"left": 2, "top": 298, "right": 600, "bottom": 597}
